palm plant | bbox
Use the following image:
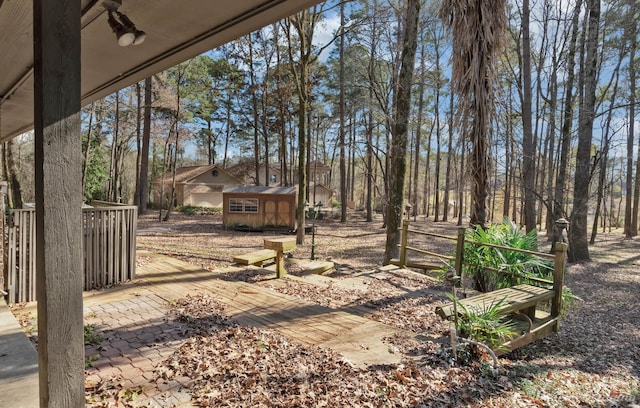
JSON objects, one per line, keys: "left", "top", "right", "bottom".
{"left": 450, "top": 295, "right": 518, "bottom": 351}
{"left": 463, "top": 218, "right": 552, "bottom": 292}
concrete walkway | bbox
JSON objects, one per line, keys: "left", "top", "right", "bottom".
{"left": 0, "top": 299, "right": 38, "bottom": 408}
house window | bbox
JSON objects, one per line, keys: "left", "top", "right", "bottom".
{"left": 229, "top": 198, "right": 259, "bottom": 213}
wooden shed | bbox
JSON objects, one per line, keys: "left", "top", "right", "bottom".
{"left": 223, "top": 186, "right": 297, "bottom": 231}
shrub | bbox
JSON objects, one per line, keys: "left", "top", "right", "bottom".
{"left": 450, "top": 295, "right": 518, "bottom": 351}
{"left": 177, "top": 205, "right": 222, "bottom": 215}
{"left": 463, "top": 218, "right": 552, "bottom": 292}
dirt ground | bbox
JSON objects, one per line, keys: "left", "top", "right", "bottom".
{"left": 130, "top": 211, "right": 639, "bottom": 407}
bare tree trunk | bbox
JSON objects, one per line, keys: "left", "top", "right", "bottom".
{"left": 591, "top": 49, "right": 622, "bottom": 244}
{"left": 433, "top": 89, "right": 441, "bottom": 222}
{"left": 457, "top": 131, "right": 466, "bottom": 226}
{"left": 4, "top": 140, "right": 23, "bottom": 208}
{"left": 138, "top": 77, "right": 152, "bottom": 214}
{"left": 365, "top": 1, "right": 377, "bottom": 223}
{"left": 81, "top": 102, "right": 95, "bottom": 196}
{"left": 384, "top": 0, "right": 420, "bottom": 264}
{"left": 110, "top": 90, "right": 120, "bottom": 202}
{"left": 134, "top": 85, "right": 143, "bottom": 204}
{"left": 248, "top": 35, "right": 261, "bottom": 186}
{"left": 443, "top": 84, "right": 454, "bottom": 222}
{"left": 286, "top": 8, "right": 323, "bottom": 245}
{"left": 521, "top": 0, "right": 537, "bottom": 234}
{"left": 569, "top": 0, "right": 600, "bottom": 262}
{"left": 339, "top": 0, "right": 347, "bottom": 222}
{"left": 629, "top": 32, "right": 638, "bottom": 236}
{"left": 413, "top": 41, "right": 426, "bottom": 218}
{"left": 554, "top": 0, "right": 582, "bottom": 224}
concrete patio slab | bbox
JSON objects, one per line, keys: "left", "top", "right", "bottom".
{"left": 0, "top": 299, "right": 38, "bottom": 408}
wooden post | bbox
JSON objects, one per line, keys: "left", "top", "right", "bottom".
{"left": 264, "top": 237, "right": 296, "bottom": 279}
{"left": 551, "top": 242, "right": 567, "bottom": 327}
{"left": 454, "top": 227, "right": 466, "bottom": 277}
{"left": 33, "top": 1, "right": 84, "bottom": 406}
{"left": 399, "top": 221, "right": 409, "bottom": 267}
{"left": 0, "top": 181, "right": 6, "bottom": 296}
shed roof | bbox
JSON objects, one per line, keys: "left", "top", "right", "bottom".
{"left": 223, "top": 186, "right": 296, "bottom": 195}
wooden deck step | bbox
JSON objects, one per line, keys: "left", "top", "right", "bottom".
{"left": 233, "top": 249, "right": 277, "bottom": 266}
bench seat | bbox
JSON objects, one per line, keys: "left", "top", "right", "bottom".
{"left": 435, "top": 284, "right": 554, "bottom": 320}
{"left": 233, "top": 249, "right": 277, "bottom": 266}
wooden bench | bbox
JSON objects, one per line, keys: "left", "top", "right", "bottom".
{"left": 391, "top": 221, "right": 568, "bottom": 354}
{"left": 433, "top": 241, "right": 568, "bottom": 354}
{"left": 233, "top": 237, "right": 297, "bottom": 278}
{"left": 435, "top": 284, "right": 555, "bottom": 321}
{"left": 233, "top": 249, "right": 277, "bottom": 267}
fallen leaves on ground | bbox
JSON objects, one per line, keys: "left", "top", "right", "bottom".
{"left": 155, "top": 294, "right": 516, "bottom": 407}
{"left": 102, "top": 214, "right": 640, "bottom": 406}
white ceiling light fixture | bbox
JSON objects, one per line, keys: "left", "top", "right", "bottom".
{"left": 103, "top": 0, "right": 145, "bottom": 47}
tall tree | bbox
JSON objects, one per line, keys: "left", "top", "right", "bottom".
{"left": 569, "top": 0, "right": 600, "bottom": 262}
{"left": 286, "top": 6, "right": 324, "bottom": 245}
{"left": 521, "top": 0, "right": 537, "bottom": 233}
{"left": 554, "top": 0, "right": 582, "bottom": 226}
{"left": 383, "top": 0, "right": 420, "bottom": 264}
{"left": 339, "top": 0, "right": 348, "bottom": 222}
{"left": 4, "top": 139, "right": 23, "bottom": 208}
{"left": 135, "top": 77, "right": 152, "bottom": 214}
{"left": 441, "top": 0, "right": 507, "bottom": 229}
{"left": 628, "top": 15, "right": 638, "bottom": 236}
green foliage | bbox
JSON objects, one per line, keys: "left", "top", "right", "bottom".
{"left": 82, "top": 141, "right": 109, "bottom": 203}
{"left": 177, "top": 205, "right": 221, "bottom": 215}
{"left": 84, "top": 325, "right": 104, "bottom": 346}
{"left": 463, "top": 218, "right": 552, "bottom": 292}
{"left": 450, "top": 295, "right": 518, "bottom": 351}
{"left": 560, "top": 288, "right": 582, "bottom": 314}
{"left": 85, "top": 354, "right": 100, "bottom": 369}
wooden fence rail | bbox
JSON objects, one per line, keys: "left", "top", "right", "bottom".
{"left": 4, "top": 204, "right": 137, "bottom": 304}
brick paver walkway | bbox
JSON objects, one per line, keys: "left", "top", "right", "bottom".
{"left": 84, "top": 293, "right": 191, "bottom": 405}
{"left": 78, "top": 251, "right": 424, "bottom": 407}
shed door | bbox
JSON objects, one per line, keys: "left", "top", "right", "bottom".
{"left": 278, "top": 200, "right": 291, "bottom": 227}
{"left": 264, "top": 200, "right": 277, "bottom": 226}
{"left": 264, "top": 199, "right": 291, "bottom": 227}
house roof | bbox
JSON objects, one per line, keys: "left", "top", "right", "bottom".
{"left": 223, "top": 185, "right": 296, "bottom": 195}
{"left": 153, "top": 164, "right": 242, "bottom": 185}
{"left": 308, "top": 161, "right": 331, "bottom": 172}
{"left": 309, "top": 181, "right": 334, "bottom": 193}
{"left": 226, "top": 160, "right": 257, "bottom": 180}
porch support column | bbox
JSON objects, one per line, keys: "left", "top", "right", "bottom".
{"left": 33, "top": 1, "right": 84, "bottom": 406}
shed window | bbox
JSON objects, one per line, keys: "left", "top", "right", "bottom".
{"left": 229, "top": 198, "right": 259, "bottom": 213}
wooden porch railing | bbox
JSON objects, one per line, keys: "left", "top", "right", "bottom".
{"left": 4, "top": 203, "right": 137, "bottom": 304}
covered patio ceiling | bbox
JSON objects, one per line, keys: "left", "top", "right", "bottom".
{"left": 0, "top": 0, "right": 323, "bottom": 143}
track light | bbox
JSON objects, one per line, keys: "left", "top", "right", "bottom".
{"left": 115, "top": 11, "right": 146, "bottom": 45}
{"left": 103, "top": 1, "right": 145, "bottom": 47}
{"left": 108, "top": 11, "right": 135, "bottom": 46}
